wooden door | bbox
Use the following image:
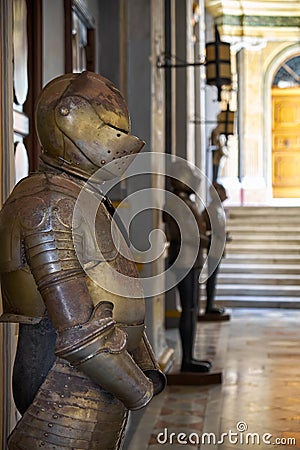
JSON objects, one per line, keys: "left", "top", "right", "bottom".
{"left": 272, "top": 87, "right": 300, "bottom": 198}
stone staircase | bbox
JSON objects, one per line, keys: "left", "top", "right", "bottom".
{"left": 212, "top": 206, "right": 300, "bottom": 308}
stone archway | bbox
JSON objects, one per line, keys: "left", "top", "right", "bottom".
{"left": 263, "top": 44, "right": 300, "bottom": 199}
{"left": 272, "top": 55, "right": 300, "bottom": 197}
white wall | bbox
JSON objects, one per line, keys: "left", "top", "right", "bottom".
{"left": 43, "top": 0, "right": 65, "bottom": 85}
{"left": 43, "top": 0, "right": 101, "bottom": 86}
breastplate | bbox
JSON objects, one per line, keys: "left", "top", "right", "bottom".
{"left": 0, "top": 172, "right": 145, "bottom": 333}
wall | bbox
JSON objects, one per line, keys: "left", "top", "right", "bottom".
{"left": 239, "top": 40, "right": 299, "bottom": 204}
{"left": 204, "top": 3, "right": 300, "bottom": 204}
{"left": 43, "top": 0, "right": 102, "bottom": 86}
{"left": 97, "top": 0, "right": 122, "bottom": 88}
{"left": 42, "top": 0, "right": 65, "bottom": 85}
{"left": 0, "top": 1, "right": 18, "bottom": 446}
{"left": 125, "top": 0, "right": 171, "bottom": 362}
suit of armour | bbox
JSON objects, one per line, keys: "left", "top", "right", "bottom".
{"left": 0, "top": 71, "right": 165, "bottom": 449}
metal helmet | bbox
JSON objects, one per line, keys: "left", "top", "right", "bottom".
{"left": 169, "top": 160, "right": 201, "bottom": 193}
{"left": 35, "top": 71, "right": 145, "bottom": 181}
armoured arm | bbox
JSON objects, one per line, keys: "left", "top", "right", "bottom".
{"left": 23, "top": 222, "right": 153, "bottom": 410}
{"left": 187, "top": 200, "right": 210, "bottom": 249}
{"left": 56, "top": 300, "right": 153, "bottom": 410}
{"left": 131, "top": 332, "right": 166, "bottom": 395}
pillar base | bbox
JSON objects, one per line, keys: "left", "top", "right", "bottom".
{"left": 198, "top": 312, "right": 231, "bottom": 322}
{"left": 167, "top": 370, "right": 222, "bottom": 386}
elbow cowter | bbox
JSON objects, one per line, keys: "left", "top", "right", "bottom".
{"left": 56, "top": 301, "right": 154, "bottom": 410}
{"left": 24, "top": 230, "right": 154, "bottom": 410}
{"left": 18, "top": 180, "right": 156, "bottom": 411}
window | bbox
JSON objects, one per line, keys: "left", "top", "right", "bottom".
{"left": 64, "top": 0, "right": 95, "bottom": 73}
{"left": 273, "top": 55, "right": 300, "bottom": 88}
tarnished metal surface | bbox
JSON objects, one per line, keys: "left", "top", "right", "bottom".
{"left": 56, "top": 301, "right": 153, "bottom": 410}
{"left": 164, "top": 162, "right": 208, "bottom": 269}
{"left": 0, "top": 171, "right": 146, "bottom": 329}
{"left": 8, "top": 359, "right": 128, "bottom": 449}
{"left": 0, "top": 173, "right": 92, "bottom": 328}
{"left": 36, "top": 71, "right": 145, "bottom": 181}
{"left": 0, "top": 71, "right": 165, "bottom": 449}
{"left": 132, "top": 332, "right": 167, "bottom": 395}
{"left": 0, "top": 170, "right": 156, "bottom": 447}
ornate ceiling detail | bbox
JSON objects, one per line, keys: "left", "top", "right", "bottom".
{"left": 205, "top": 1, "right": 300, "bottom": 18}
{"left": 205, "top": 0, "right": 300, "bottom": 41}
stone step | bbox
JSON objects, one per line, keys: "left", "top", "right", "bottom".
{"left": 222, "top": 253, "right": 300, "bottom": 264}
{"left": 220, "top": 263, "right": 300, "bottom": 275}
{"left": 227, "top": 235, "right": 300, "bottom": 245}
{"left": 214, "top": 284, "right": 300, "bottom": 297}
{"left": 209, "top": 296, "right": 300, "bottom": 309}
{"left": 217, "top": 273, "right": 300, "bottom": 285}
{"left": 212, "top": 206, "right": 300, "bottom": 308}
{"left": 228, "top": 206, "right": 300, "bottom": 216}
{"left": 229, "top": 207, "right": 300, "bottom": 219}
{"left": 227, "top": 213, "right": 300, "bottom": 225}
{"left": 226, "top": 243, "right": 300, "bottom": 254}
{"left": 227, "top": 225, "right": 300, "bottom": 234}
{"left": 228, "top": 219, "right": 300, "bottom": 227}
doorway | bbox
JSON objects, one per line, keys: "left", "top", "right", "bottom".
{"left": 271, "top": 55, "right": 300, "bottom": 198}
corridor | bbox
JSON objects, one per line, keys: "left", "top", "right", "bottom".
{"left": 126, "top": 308, "right": 300, "bottom": 449}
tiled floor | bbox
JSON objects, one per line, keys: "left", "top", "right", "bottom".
{"left": 125, "top": 308, "right": 300, "bottom": 449}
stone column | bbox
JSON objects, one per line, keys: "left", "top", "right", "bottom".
{"left": 240, "top": 47, "right": 267, "bottom": 203}
{"left": 125, "top": 0, "right": 174, "bottom": 369}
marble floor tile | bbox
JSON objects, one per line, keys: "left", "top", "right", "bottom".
{"left": 125, "top": 308, "right": 300, "bottom": 450}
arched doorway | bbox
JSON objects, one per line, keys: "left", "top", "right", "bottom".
{"left": 271, "top": 55, "right": 300, "bottom": 198}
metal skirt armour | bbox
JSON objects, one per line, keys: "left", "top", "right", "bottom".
{"left": 8, "top": 359, "right": 128, "bottom": 450}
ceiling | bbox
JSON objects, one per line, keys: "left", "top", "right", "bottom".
{"left": 205, "top": 0, "right": 300, "bottom": 17}
{"left": 205, "top": 0, "right": 300, "bottom": 41}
